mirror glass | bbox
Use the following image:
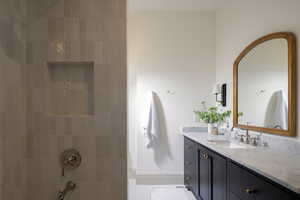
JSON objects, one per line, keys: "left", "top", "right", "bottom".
{"left": 238, "top": 38, "right": 289, "bottom": 130}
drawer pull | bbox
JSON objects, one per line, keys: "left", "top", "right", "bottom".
{"left": 200, "top": 153, "right": 209, "bottom": 160}
{"left": 203, "top": 153, "right": 209, "bottom": 159}
{"left": 245, "top": 188, "right": 257, "bottom": 194}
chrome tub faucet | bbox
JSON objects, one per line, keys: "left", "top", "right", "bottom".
{"left": 57, "top": 181, "right": 76, "bottom": 200}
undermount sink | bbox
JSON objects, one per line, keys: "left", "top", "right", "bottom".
{"left": 206, "top": 140, "right": 256, "bottom": 149}
{"left": 228, "top": 142, "right": 256, "bottom": 149}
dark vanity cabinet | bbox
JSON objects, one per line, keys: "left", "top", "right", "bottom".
{"left": 184, "top": 137, "right": 227, "bottom": 200}
{"left": 184, "top": 136, "right": 299, "bottom": 200}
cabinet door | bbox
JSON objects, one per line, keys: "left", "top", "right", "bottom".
{"left": 199, "top": 145, "right": 210, "bottom": 200}
{"left": 211, "top": 152, "right": 227, "bottom": 200}
{"left": 184, "top": 137, "right": 198, "bottom": 196}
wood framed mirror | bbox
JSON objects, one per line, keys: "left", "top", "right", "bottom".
{"left": 233, "top": 32, "right": 297, "bottom": 137}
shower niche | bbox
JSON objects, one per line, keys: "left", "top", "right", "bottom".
{"left": 47, "top": 62, "right": 94, "bottom": 116}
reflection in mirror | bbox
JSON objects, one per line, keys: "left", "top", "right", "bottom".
{"left": 238, "top": 39, "right": 288, "bottom": 130}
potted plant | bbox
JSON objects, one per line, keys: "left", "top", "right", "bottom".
{"left": 194, "top": 102, "right": 231, "bottom": 135}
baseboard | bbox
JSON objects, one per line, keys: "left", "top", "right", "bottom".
{"left": 129, "top": 169, "right": 184, "bottom": 185}
{"left": 135, "top": 169, "right": 184, "bottom": 176}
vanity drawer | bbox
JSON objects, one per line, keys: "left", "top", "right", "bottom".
{"left": 228, "top": 161, "right": 294, "bottom": 200}
{"left": 184, "top": 138, "right": 197, "bottom": 164}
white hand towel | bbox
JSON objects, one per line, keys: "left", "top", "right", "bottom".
{"left": 264, "top": 90, "right": 288, "bottom": 129}
{"left": 143, "top": 91, "right": 160, "bottom": 148}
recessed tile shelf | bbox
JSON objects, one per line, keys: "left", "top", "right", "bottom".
{"left": 47, "top": 62, "right": 94, "bottom": 116}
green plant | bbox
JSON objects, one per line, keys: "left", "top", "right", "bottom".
{"left": 194, "top": 106, "right": 231, "bottom": 124}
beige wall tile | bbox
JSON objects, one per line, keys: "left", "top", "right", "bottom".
{"left": 64, "top": 18, "right": 80, "bottom": 41}
{"left": 0, "top": 3, "right": 28, "bottom": 197}
{"left": 48, "top": 18, "right": 65, "bottom": 42}
{"left": 64, "top": 0, "right": 80, "bottom": 18}
{"left": 48, "top": 0, "right": 64, "bottom": 18}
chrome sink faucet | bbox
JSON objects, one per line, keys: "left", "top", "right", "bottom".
{"left": 245, "top": 129, "right": 250, "bottom": 144}
{"left": 244, "top": 122, "right": 251, "bottom": 144}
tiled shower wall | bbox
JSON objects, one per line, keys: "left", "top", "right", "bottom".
{"left": 0, "top": 0, "right": 27, "bottom": 199}
{"left": 26, "top": 0, "right": 127, "bottom": 199}
{"left": 1, "top": 0, "right": 127, "bottom": 199}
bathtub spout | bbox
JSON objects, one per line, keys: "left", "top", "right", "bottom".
{"left": 57, "top": 181, "right": 76, "bottom": 200}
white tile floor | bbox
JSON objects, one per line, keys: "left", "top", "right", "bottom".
{"left": 129, "top": 179, "right": 196, "bottom": 200}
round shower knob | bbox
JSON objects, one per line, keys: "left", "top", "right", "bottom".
{"left": 60, "top": 148, "right": 82, "bottom": 172}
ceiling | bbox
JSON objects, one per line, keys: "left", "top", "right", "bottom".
{"left": 128, "top": 0, "right": 223, "bottom": 13}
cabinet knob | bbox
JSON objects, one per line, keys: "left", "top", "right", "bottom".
{"left": 245, "top": 188, "right": 257, "bottom": 194}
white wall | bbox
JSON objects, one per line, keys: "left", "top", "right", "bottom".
{"left": 216, "top": 0, "right": 300, "bottom": 140}
{"left": 128, "top": 11, "right": 216, "bottom": 175}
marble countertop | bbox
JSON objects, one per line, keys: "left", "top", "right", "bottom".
{"left": 183, "top": 132, "right": 300, "bottom": 194}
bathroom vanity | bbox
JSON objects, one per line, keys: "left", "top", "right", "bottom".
{"left": 184, "top": 133, "right": 300, "bottom": 200}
